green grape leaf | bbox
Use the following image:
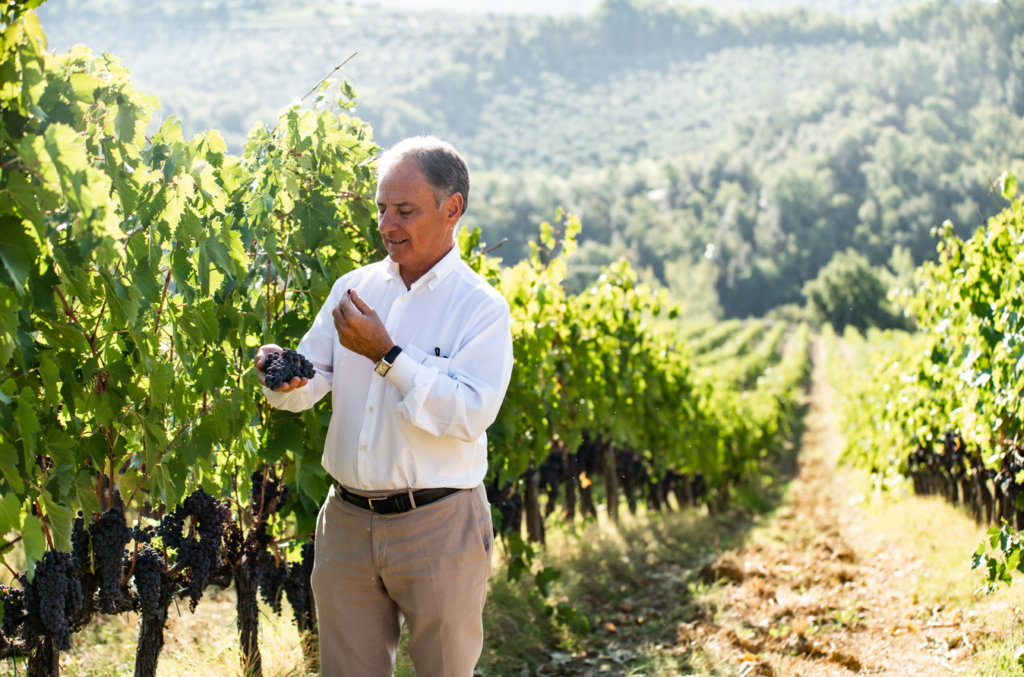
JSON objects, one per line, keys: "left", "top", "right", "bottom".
{"left": 42, "top": 427, "right": 76, "bottom": 468}
{"left": 0, "top": 492, "right": 22, "bottom": 536}
{"left": 0, "top": 439, "right": 23, "bottom": 493}
{"left": 6, "top": 171, "right": 46, "bottom": 236}
{"left": 1002, "top": 171, "right": 1017, "bottom": 201}
{"left": 149, "top": 362, "right": 173, "bottom": 404}
{"left": 22, "top": 515, "right": 45, "bottom": 579}
{"left": 193, "top": 352, "right": 228, "bottom": 391}
{"left": 178, "top": 300, "right": 220, "bottom": 346}
{"left": 100, "top": 270, "right": 142, "bottom": 329}
{"left": 0, "top": 287, "right": 20, "bottom": 338}
{"left": 116, "top": 468, "right": 143, "bottom": 506}
{"left": 0, "top": 214, "right": 40, "bottom": 292}
{"left": 262, "top": 422, "right": 305, "bottom": 464}
{"left": 69, "top": 72, "right": 107, "bottom": 103}
{"left": 40, "top": 490, "right": 73, "bottom": 552}
{"left": 38, "top": 351, "right": 59, "bottom": 411}
{"left": 75, "top": 470, "right": 100, "bottom": 523}
{"left": 15, "top": 388, "right": 40, "bottom": 456}
{"left": 181, "top": 428, "right": 214, "bottom": 467}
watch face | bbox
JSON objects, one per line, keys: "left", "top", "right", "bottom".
{"left": 374, "top": 360, "right": 390, "bottom": 377}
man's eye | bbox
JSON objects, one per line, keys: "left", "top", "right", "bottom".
{"left": 398, "top": 210, "right": 411, "bottom": 216}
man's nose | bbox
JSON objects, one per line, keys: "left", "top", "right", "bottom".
{"left": 378, "top": 210, "right": 397, "bottom": 232}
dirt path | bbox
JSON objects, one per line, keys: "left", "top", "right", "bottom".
{"left": 684, "top": 340, "right": 986, "bottom": 676}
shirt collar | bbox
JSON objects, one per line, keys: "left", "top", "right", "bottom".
{"left": 384, "top": 244, "right": 462, "bottom": 293}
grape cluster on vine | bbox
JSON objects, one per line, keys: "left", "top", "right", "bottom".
{"left": 250, "top": 470, "right": 290, "bottom": 519}
{"left": 23, "top": 551, "right": 82, "bottom": 651}
{"left": 283, "top": 540, "right": 316, "bottom": 629}
{"left": 0, "top": 586, "right": 24, "bottom": 639}
{"left": 257, "top": 559, "right": 288, "bottom": 614}
{"left": 133, "top": 524, "right": 156, "bottom": 545}
{"left": 91, "top": 508, "right": 134, "bottom": 613}
{"left": 263, "top": 349, "right": 316, "bottom": 390}
{"left": 132, "top": 545, "right": 165, "bottom": 620}
{"left": 71, "top": 511, "right": 91, "bottom": 578}
{"left": 157, "top": 488, "right": 227, "bottom": 611}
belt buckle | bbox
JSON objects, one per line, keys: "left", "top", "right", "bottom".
{"left": 367, "top": 498, "right": 380, "bottom": 514}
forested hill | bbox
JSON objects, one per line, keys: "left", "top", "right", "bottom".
{"left": 41, "top": 0, "right": 943, "bottom": 170}
{"left": 38, "top": 0, "right": 1024, "bottom": 320}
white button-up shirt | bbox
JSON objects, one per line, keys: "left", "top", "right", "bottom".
{"left": 262, "top": 245, "right": 514, "bottom": 491}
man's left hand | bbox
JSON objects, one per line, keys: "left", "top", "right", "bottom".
{"left": 333, "top": 289, "right": 396, "bottom": 363}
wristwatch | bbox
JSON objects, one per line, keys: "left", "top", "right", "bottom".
{"left": 374, "top": 345, "right": 403, "bottom": 377}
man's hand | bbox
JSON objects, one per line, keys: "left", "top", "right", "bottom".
{"left": 333, "top": 289, "right": 395, "bottom": 363}
{"left": 255, "top": 343, "right": 309, "bottom": 393}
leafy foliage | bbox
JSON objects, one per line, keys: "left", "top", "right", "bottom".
{"left": 803, "top": 249, "right": 901, "bottom": 332}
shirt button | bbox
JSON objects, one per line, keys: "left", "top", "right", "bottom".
{"left": 361, "top": 445, "right": 367, "bottom": 451}
{"left": 368, "top": 406, "right": 374, "bottom": 412}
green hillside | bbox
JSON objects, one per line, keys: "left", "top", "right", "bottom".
{"left": 36, "top": 0, "right": 1024, "bottom": 320}
{"left": 40, "top": 0, "right": 899, "bottom": 167}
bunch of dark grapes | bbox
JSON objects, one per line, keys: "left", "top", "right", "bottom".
{"left": 250, "top": 470, "right": 290, "bottom": 519}
{"left": 157, "top": 488, "right": 227, "bottom": 611}
{"left": 262, "top": 349, "right": 315, "bottom": 390}
{"left": 257, "top": 559, "right": 288, "bottom": 615}
{"left": 299, "top": 541, "right": 314, "bottom": 584}
{"left": 71, "top": 512, "right": 91, "bottom": 578}
{"left": 23, "top": 551, "right": 81, "bottom": 651}
{"left": 92, "top": 508, "right": 133, "bottom": 613}
{"left": 64, "top": 552, "right": 84, "bottom": 620}
{"left": 283, "top": 540, "right": 316, "bottom": 628}
{"left": 0, "top": 585, "right": 24, "bottom": 638}
{"left": 132, "top": 545, "right": 165, "bottom": 620}
{"left": 133, "top": 524, "right": 156, "bottom": 545}
{"left": 282, "top": 563, "right": 309, "bottom": 629}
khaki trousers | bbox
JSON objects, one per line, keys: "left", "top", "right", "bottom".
{"left": 311, "top": 483, "right": 493, "bottom": 676}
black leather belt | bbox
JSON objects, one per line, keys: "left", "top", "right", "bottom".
{"left": 336, "top": 485, "right": 461, "bottom": 515}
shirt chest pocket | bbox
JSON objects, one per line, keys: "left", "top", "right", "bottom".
{"left": 421, "top": 355, "right": 451, "bottom": 375}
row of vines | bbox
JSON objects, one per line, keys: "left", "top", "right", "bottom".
{"left": 0, "top": 4, "right": 812, "bottom": 676}
{"left": 826, "top": 171, "right": 1024, "bottom": 593}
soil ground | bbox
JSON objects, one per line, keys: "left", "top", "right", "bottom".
{"left": 677, "top": 341, "right": 996, "bottom": 677}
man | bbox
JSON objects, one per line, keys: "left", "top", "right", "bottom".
{"left": 256, "top": 136, "right": 513, "bottom": 676}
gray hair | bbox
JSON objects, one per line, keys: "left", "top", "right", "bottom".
{"left": 378, "top": 136, "right": 470, "bottom": 217}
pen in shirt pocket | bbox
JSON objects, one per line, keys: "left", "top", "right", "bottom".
{"left": 434, "top": 347, "right": 448, "bottom": 358}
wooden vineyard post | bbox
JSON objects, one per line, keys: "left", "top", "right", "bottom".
{"left": 524, "top": 469, "right": 545, "bottom": 545}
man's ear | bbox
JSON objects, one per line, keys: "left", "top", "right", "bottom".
{"left": 444, "top": 192, "right": 464, "bottom": 224}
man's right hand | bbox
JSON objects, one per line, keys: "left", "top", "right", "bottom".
{"left": 256, "top": 344, "right": 309, "bottom": 393}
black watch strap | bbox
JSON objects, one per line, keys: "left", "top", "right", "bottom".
{"left": 383, "top": 345, "right": 402, "bottom": 365}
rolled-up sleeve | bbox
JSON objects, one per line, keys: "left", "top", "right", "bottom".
{"left": 261, "top": 279, "right": 343, "bottom": 412}
{"left": 384, "top": 297, "right": 513, "bottom": 442}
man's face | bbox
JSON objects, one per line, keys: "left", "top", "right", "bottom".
{"left": 375, "top": 160, "right": 462, "bottom": 276}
